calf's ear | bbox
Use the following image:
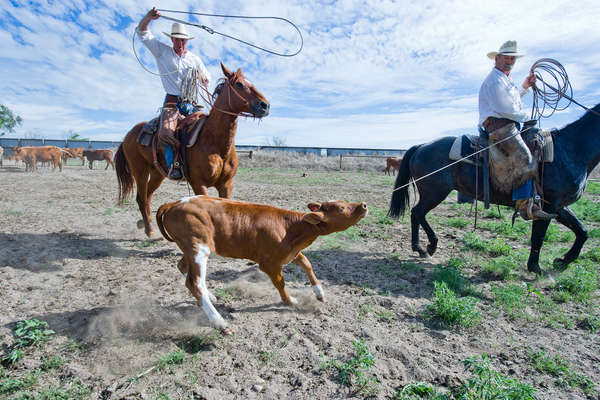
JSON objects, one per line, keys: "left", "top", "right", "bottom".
{"left": 303, "top": 212, "right": 324, "bottom": 225}
{"left": 307, "top": 202, "right": 322, "bottom": 211}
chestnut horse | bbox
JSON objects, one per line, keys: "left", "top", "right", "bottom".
{"left": 115, "top": 63, "right": 270, "bottom": 238}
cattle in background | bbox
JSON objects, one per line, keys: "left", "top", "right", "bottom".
{"left": 385, "top": 157, "right": 403, "bottom": 175}
{"left": 157, "top": 197, "right": 368, "bottom": 335}
{"left": 83, "top": 149, "right": 114, "bottom": 170}
{"left": 9, "top": 146, "right": 65, "bottom": 172}
{"left": 62, "top": 147, "right": 86, "bottom": 165}
{"left": 0, "top": 146, "right": 3, "bottom": 167}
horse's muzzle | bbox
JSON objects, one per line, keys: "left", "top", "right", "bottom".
{"left": 251, "top": 100, "right": 270, "bottom": 118}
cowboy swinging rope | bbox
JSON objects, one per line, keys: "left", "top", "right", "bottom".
{"left": 132, "top": 9, "right": 303, "bottom": 76}
{"left": 391, "top": 58, "right": 598, "bottom": 194}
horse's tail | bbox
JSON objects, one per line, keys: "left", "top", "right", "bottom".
{"left": 115, "top": 143, "right": 133, "bottom": 205}
{"left": 388, "top": 145, "right": 419, "bottom": 218}
{"left": 156, "top": 202, "right": 177, "bottom": 242}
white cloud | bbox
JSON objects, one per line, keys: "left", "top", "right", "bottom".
{"left": 1, "top": 0, "right": 599, "bottom": 149}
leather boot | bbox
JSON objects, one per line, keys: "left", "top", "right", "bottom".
{"left": 515, "top": 198, "right": 556, "bottom": 221}
{"left": 168, "top": 159, "right": 183, "bottom": 180}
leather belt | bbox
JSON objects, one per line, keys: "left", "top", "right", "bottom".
{"left": 482, "top": 117, "right": 514, "bottom": 133}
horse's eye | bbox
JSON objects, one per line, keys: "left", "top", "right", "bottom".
{"left": 235, "top": 82, "right": 244, "bottom": 89}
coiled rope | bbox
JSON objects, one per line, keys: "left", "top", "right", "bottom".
{"left": 530, "top": 58, "right": 600, "bottom": 120}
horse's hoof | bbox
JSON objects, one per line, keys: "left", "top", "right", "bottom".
{"left": 137, "top": 220, "right": 144, "bottom": 229}
{"left": 527, "top": 264, "right": 543, "bottom": 275}
{"left": 426, "top": 244, "right": 437, "bottom": 256}
{"left": 413, "top": 247, "right": 428, "bottom": 258}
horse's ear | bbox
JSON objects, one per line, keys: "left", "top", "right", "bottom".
{"left": 221, "top": 62, "right": 233, "bottom": 79}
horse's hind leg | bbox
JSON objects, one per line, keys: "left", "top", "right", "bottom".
{"left": 132, "top": 169, "right": 154, "bottom": 238}
{"left": 146, "top": 171, "right": 165, "bottom": 224}
{"left": 411, "top": 190, "right": 450, "bottom": 257}
{"left": 552, "top": 207, "right": 587, "bottom": 269}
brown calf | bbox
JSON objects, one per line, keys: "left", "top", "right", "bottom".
{"left": 63, "top": 147, "right": 86, "bottom": 165}
{"left": 83, "top": 149, "right": 114, "bottom": 170}
{"left": 385, "top": 157, "right": 403, "bottom": 175}
{"left": 10, "top": 146, "right": 65, "bottom": 172}
{"left": 157, "top": 196, "right": 368, "bottom": 334}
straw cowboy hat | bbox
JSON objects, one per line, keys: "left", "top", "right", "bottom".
{"left": 487, "top": 40, "right": 525, "bottom": 59}
{"left": 163, "top": 22, "right": 194, "bottom": 40}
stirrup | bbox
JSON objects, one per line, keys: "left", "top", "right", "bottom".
{"left": 167, "top": 162, "right": 183, "bottom": 180}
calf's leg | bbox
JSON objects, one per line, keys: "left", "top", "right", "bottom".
{"left": 259, "top": 263, "right": 295, "bottom": 304}
{"left": 293, "top": 252, "right": 325, "bottom": 301}
{"left": 185, "top": 244, "right": 230, "bottom": 333}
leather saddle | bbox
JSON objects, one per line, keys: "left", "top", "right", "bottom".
{"left": 137, "top": 112, "right": 207, "bottom": 179}
{"left": 448, "top": 125, "right": 555, "bottom": 208}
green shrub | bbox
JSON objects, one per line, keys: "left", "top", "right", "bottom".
{"left": 491, "top": 283, "right": 529, "bottom": 320}
{"left": 396, "top": 382, "right": 450, "bottom": 399}
{"left": 323, "top": 339, "right": 379, "bottom": 396}
{"left": 456, "top": 355, "right": 537, "bottom": 399}
{"left": 428, "top": 282, "right": 479, "bottom": 328}
{"left": 555, "top": 265, "right": 598, "bottom": 302}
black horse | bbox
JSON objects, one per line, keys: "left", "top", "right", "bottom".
{"left": 389, "top": 104, "right": 600, "bottom": 274}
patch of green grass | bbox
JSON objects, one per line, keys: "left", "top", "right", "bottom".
{"left": 3, "top": 209, "right": 23, "bottom": 216}
{"left": 133, "top": 239, "right": 161, "bottom": 249}
{"left": 259, "top": 350, "right": 275, "bottom": 363}
{"left": 104, "top": 207, "right": 115, "bottom": 215}
{"left": 396, "top": 382, "right": 450, "bottom": 399}
{"left": 61, "top": 339, "right": 87, "bottom": 353}
{"left": 585, "top": 181, "right": 600, "bottom": 194}
{"left": 213, "top": 288, "right": 236, "bottom": 303}
{"left": 481, "top": 255, "right": 521, "bottom": 281}
{"left": 155, "top": 349, "right": 185, "bottom": 371}
{"left": 427, "top": 281, "right": 479, "bottom": 328}
{"left": 461, "top": 232, "right": 510, "bottom": 256}
{"left": 456, "top": 355, "right": 537, "bottom": 399}
{"left": 40, "top": 355, "right": 65, "bottom": 371}
{"left": 176, "top": 331, "right": 219, "bottom": 354}
{"left": 580, "top": 247, "right": 600, "bottom": 263}
{"left": 0, "top": 371, "right": 39, "bottom": 396}
{"left": 543, "top": 223, "right": 575, "bottom": 243}
{"left": 578, "top": 314, "right": 600, "bottom": 332}
{"left": 367, "top": 206, "right": 395, "bottom": 226}
{"left": 36, "top": 378, "right": 92, "bottom": 400}
{"left": 571, "top": 198, "right": 600, "bottom": 222}
{"left": 339, "top": 225, "right": 368, "bottom": 240}
{"left": 445, "top": 217, "right": 470, "bottom": 228}
{"left": 13, "top": 319, "right": 55, "bottom": 348}
{"left": 555, "top": 265, "right": 598, "bottom": 302}
{"left": 491, "top": 283, "right": 529, "bottom": 320}
{"left": 479, "top": 219, "right": 530, "bottom": 239}
{"left": 322, "top": 339, "right": 379, "bottom": 397}
{"left": 358, "top": 303, "right": 374, "bottom": 321}
{"left": 433, "top": 263, "right": 471, "bottom": 296}
{"left": 375, "top": 309, "right": 395, "bottom": 323}
{"left": 528, "top": 349, "right": 596, "bottom": 395}
{"left": 588, "top": 228, "right": 600, "bottom": 238}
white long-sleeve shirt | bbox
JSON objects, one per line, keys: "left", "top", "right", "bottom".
{"left": 136, "top": 29, "right": 211, "bottom": 97}
{"left": 478, "top": 67, "right": 529, "bottom": 126}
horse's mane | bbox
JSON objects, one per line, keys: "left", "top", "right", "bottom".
{"left": 558, "top": 103, "right": 600, "bottom": 134}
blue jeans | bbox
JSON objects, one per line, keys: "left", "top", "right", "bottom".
{"left": 512, "top": 179, "right": 536, "bottom": 200}
{"left": 164, "top": 145, "right": 174, "bottom": 170}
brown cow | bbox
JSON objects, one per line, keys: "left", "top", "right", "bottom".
{"left": 10, "top": 146, "right": 65, "bottom": 172}
{"left": 385, "top": 157, "right": 403, "bottom": 175}
{"left": 83, "top": 149, "right": 114, "bottom": 170}
{"left": 62, "top": 147, "right": 86, "bottom": 165}
{"left": 156, "top": 197, "right": 368, "bottom": 335}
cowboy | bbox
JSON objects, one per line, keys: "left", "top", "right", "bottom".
{"left": 478, "top": 40, "right": 554, "bottom": 221}
{"left": 137, "top": 8, "right": 211, "bottom": 180}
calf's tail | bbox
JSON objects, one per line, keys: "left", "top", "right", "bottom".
{"left": 156, "top": 202, "right": 178, "bottom": 242}
{"left": 388, "top": 145, "right": 419, "bottom": 218}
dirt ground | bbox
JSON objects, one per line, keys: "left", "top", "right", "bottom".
{"left": 0, "top": 158, "right": 598, "bottom": 399}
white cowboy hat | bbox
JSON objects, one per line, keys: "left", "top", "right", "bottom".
{"left": 487, "top": 40, "right": 525, "bottom": 59}
{"left": 163, "top": 22, "right": 194, "bottom": 40}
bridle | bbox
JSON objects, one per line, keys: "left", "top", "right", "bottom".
{"left": 198, "top": 76, "right": 256, "bottom": 118}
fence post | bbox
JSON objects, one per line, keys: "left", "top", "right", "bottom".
{"left": 249, "top": 150, "right": 253, "bottom": 159}
{"left": 339, "top": 154, "right": 343, "bottom": 170}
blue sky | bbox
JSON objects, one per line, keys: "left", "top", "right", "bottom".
{"left": 1, "top": 0, "right": 599, "bottom": 149}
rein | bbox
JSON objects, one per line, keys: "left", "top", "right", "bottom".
{"left": 198, "top": 77, "right": 255, "bottom": 118}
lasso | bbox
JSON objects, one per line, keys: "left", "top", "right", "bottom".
{"left": 530, "top": 58, "right": 600, "bottom": 120}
